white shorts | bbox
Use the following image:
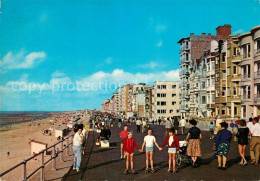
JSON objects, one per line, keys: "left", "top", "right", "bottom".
{"left": 168, "top": 147, "right": 177, "bottom": 154}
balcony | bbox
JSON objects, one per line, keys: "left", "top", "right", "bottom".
{"left": 255, "top": 49, "right": 260, "bottom": 57}
{"left": 206, "top": 70, "right": 215, "bottom": 76}
{"left": 255, "top": 71, "right": 260, "bottom": 79}
{"left": 180, "top": 45, "right": 190, "bottom": 53}
{"left": 254, "top": 94, "right": 260, "bottom": 104}
{"left": 180, "top": 69, "right": 189, "bottom": 76}
{"left": 241, "top": 74, "right": 251, "bottom": 81}
{"left": 231, "top": 55, "right": 241, "bottom": 63}
{"left": 242, "top": 53, "right": 251, "bottom": 61}
{"left": 180, "top": 57, "right": 190, "bottom": 64}
{"left": 242, "top": 95, "right": 251, "bottom": 102}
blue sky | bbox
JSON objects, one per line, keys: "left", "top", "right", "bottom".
{"left": 0, "top": 0, "right": 260, "bottom": 111}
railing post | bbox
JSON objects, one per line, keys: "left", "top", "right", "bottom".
{"left": 52, "top": 146, "right": 56, "bottom": 170}
{"left": 66, "top": 137, "right": 69, "bottom": 156}
{"left": 40, "top": 151, "right": 44, "bottom": 181}
{"left": 23, "top": 160, "right": 27, "bottom": 181}
{"left": 60, "top": 140, "right": 63, "bottom": 162}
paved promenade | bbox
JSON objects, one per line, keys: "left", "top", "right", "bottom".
{"left": 62, "top": 123, "right": 260, "bottom": 181}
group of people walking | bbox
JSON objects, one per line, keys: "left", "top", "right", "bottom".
{"left": 72, "top": 114, "right": 260, "bottom": 175}
{"left": 119, "top": 116, "right": 260, "bottom": 175}
{"left": 119, "top": 119, "right": 201, "bottom": 175}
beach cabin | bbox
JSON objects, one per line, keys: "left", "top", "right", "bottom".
{"left": 55, "top": 125, "right": 68, "bottom": 138}
{"left": 30, "top": 140, "right": 48, "bottom": 155}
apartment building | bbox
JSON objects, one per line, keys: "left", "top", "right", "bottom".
{"left": 226, "top": 35, "right": 242, "bottom": 118}
{"left": 111, "top": 92, "right": 119, "bottom": 115}
{"left": 239, "top": 25, "right": 260, "bottom": 119}
{"left": 118, "top": 84, "right": 134, "bottom": 117}
{"left": 178, "top": 25, "right": 231, "bottom": 119}
{"left": 215, "top": 41, "right": 228, "bottom": 118}
{"left": 153, "top": 81, "right": 180, "bottom": 119}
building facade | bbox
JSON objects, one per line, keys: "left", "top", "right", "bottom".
{"left": 153, "top": 81, "right": 180, "bottom": 119}
{"left": 178, "top": 25, "right": 231, "bottom": 119}
{"left": 239, "top": 25, "right": 260, "bottom": 119}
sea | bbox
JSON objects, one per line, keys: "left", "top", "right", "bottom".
{"left": 0, "top": 111, "right": 51, "bottom": 127}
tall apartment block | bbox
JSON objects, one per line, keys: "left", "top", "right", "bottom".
{"left": 178, "top": 25, "right": 231, "bottom": 119}
{"left": 153, "top": 81, "right": 180, "bottom": 119}
{"left": 215, "top": 35, "right": 242, "bottom": 119}
{"left": 239, "top": 26, "right": 260, "bottom": 119}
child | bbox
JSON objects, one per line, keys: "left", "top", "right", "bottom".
{"left": 161, "top": 128, "right": 180, "bottom": 173}
{"left": 141, "top": 128, "right": 161, "bottom": 173}
{"left": 230, "top": 120, "right": 235, "bottom": 133}
{"left": 209, "top": 121, "right": 215, "bottom": 139}
{"left": 123, "top": 132, "right": 142, "bottom": 175}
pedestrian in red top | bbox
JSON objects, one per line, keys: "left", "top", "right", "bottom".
{"left": 119, "top": 125, "right": 128, "bottom": 159}
{"left": 161, "top": 128, "right": 180, "bottom": 173}
{"left": 123, "top": 132, "right": 142, "bottom": 175}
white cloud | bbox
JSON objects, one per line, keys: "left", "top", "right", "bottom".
{"left": 138, "top": 61, "right": 159, "bottom": 69}
{"left": 2, "top": 69, "right": 180, "bottom": 94}
{"left": 51, "top": 71, "right": 66, "bottom": 78}
{"left": 0, "top": 50, "right": 46, "bottom": 71}
{"left": 80, "top": 69, "right": 180, "bottom": 86}
{"left": 233, "top": 29, "right": 244, "bottom": 34}
{"left": 155, "top": 40, "right": 163, "bottom": 47}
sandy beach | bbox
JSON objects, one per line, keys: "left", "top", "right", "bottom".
{"left": 0, "top": 110, "right": 90, "bottom": 181}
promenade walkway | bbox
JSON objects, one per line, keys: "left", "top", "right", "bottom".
{"left": 62, "top": 123, "right": 260, "bottom": 181}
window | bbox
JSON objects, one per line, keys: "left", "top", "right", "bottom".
{"left": 233, "top": 47, "right": 238, "bottom": 56}
{"left": 172, "top": 101, "right": 176, "bottom": 105}
{"left": 186, "top": 53, "right": 189, "bottom": 61}
{"left": 256, "top": 39, "right": 260, "bottom": 50}
{"left": 161, "top": 101, "right": 167, "bottom": 106}
{"left": 158, "top": 110, "right": 166, "bottom": 114}
{"left": 207, "top": 79, "right": 210, "bottom": 87}
{"left": 216, "top": 89, "right": 219, "bottom": 97}
{"left": 172, "top": 94, "right": 176, "bottom": 97}
{"left": 157, "top": 85, "right": 160, "bottom": 89}
{"left": 222, "top": 53, "right": 226, "bottom": 62}
{"left": 227, "top": 67, "right": 231, "bottom": 75}
{"left": 233, "top": 66, "right": 237, "bottom": 75}
{"left": 169, "top": 109, "right": 173, "bottom": 113}
{"left": 176, "top": 110, "right": 179, "bottom": 113}
{"left": 222, "top": 107, "right": 225, "bottom": 115}
{"left": 248, "top": 86, "right": 251, "bottom": 99}
{"left": 227, "top": 106, "right": 231, "bottom": 115}
{"left": 157, "top": 102, "right": 160, "bottom": 105}
{"left": 233, "top": 86, "right": 237, "bottom": 96}
{"left": 212, "top": 62, "right": 215, "bottom": 70}
{"left": 234, "top": 106, "right": 238, "bottom": 116}
{"left": 212, "top": 94, "right": 215, "bottom": 103}
{"left": 172, "top": 85, "right": 176, "bottom": 89}
{"left": 202, "top": 96, "right": 206, "bottom": 104}
{"left": 222, "top": 70, "right": 226, "bottom": 80}
{"left": 222, "top": 87, "right": 226, "bottom": 97}
{"left": 201, "top": 82, "right": 206, "bottom": 89}
{"left": 248, "top": 44, "right": 251, "bottom": 57}
{"left": 157, "top": 93, "right": 166, "bottom": 97}
{"left": 227, "top": 48, "right": 231, "bottom": 57}
{"left": 227, "top": 87, "right": 231, "bottom": 96}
